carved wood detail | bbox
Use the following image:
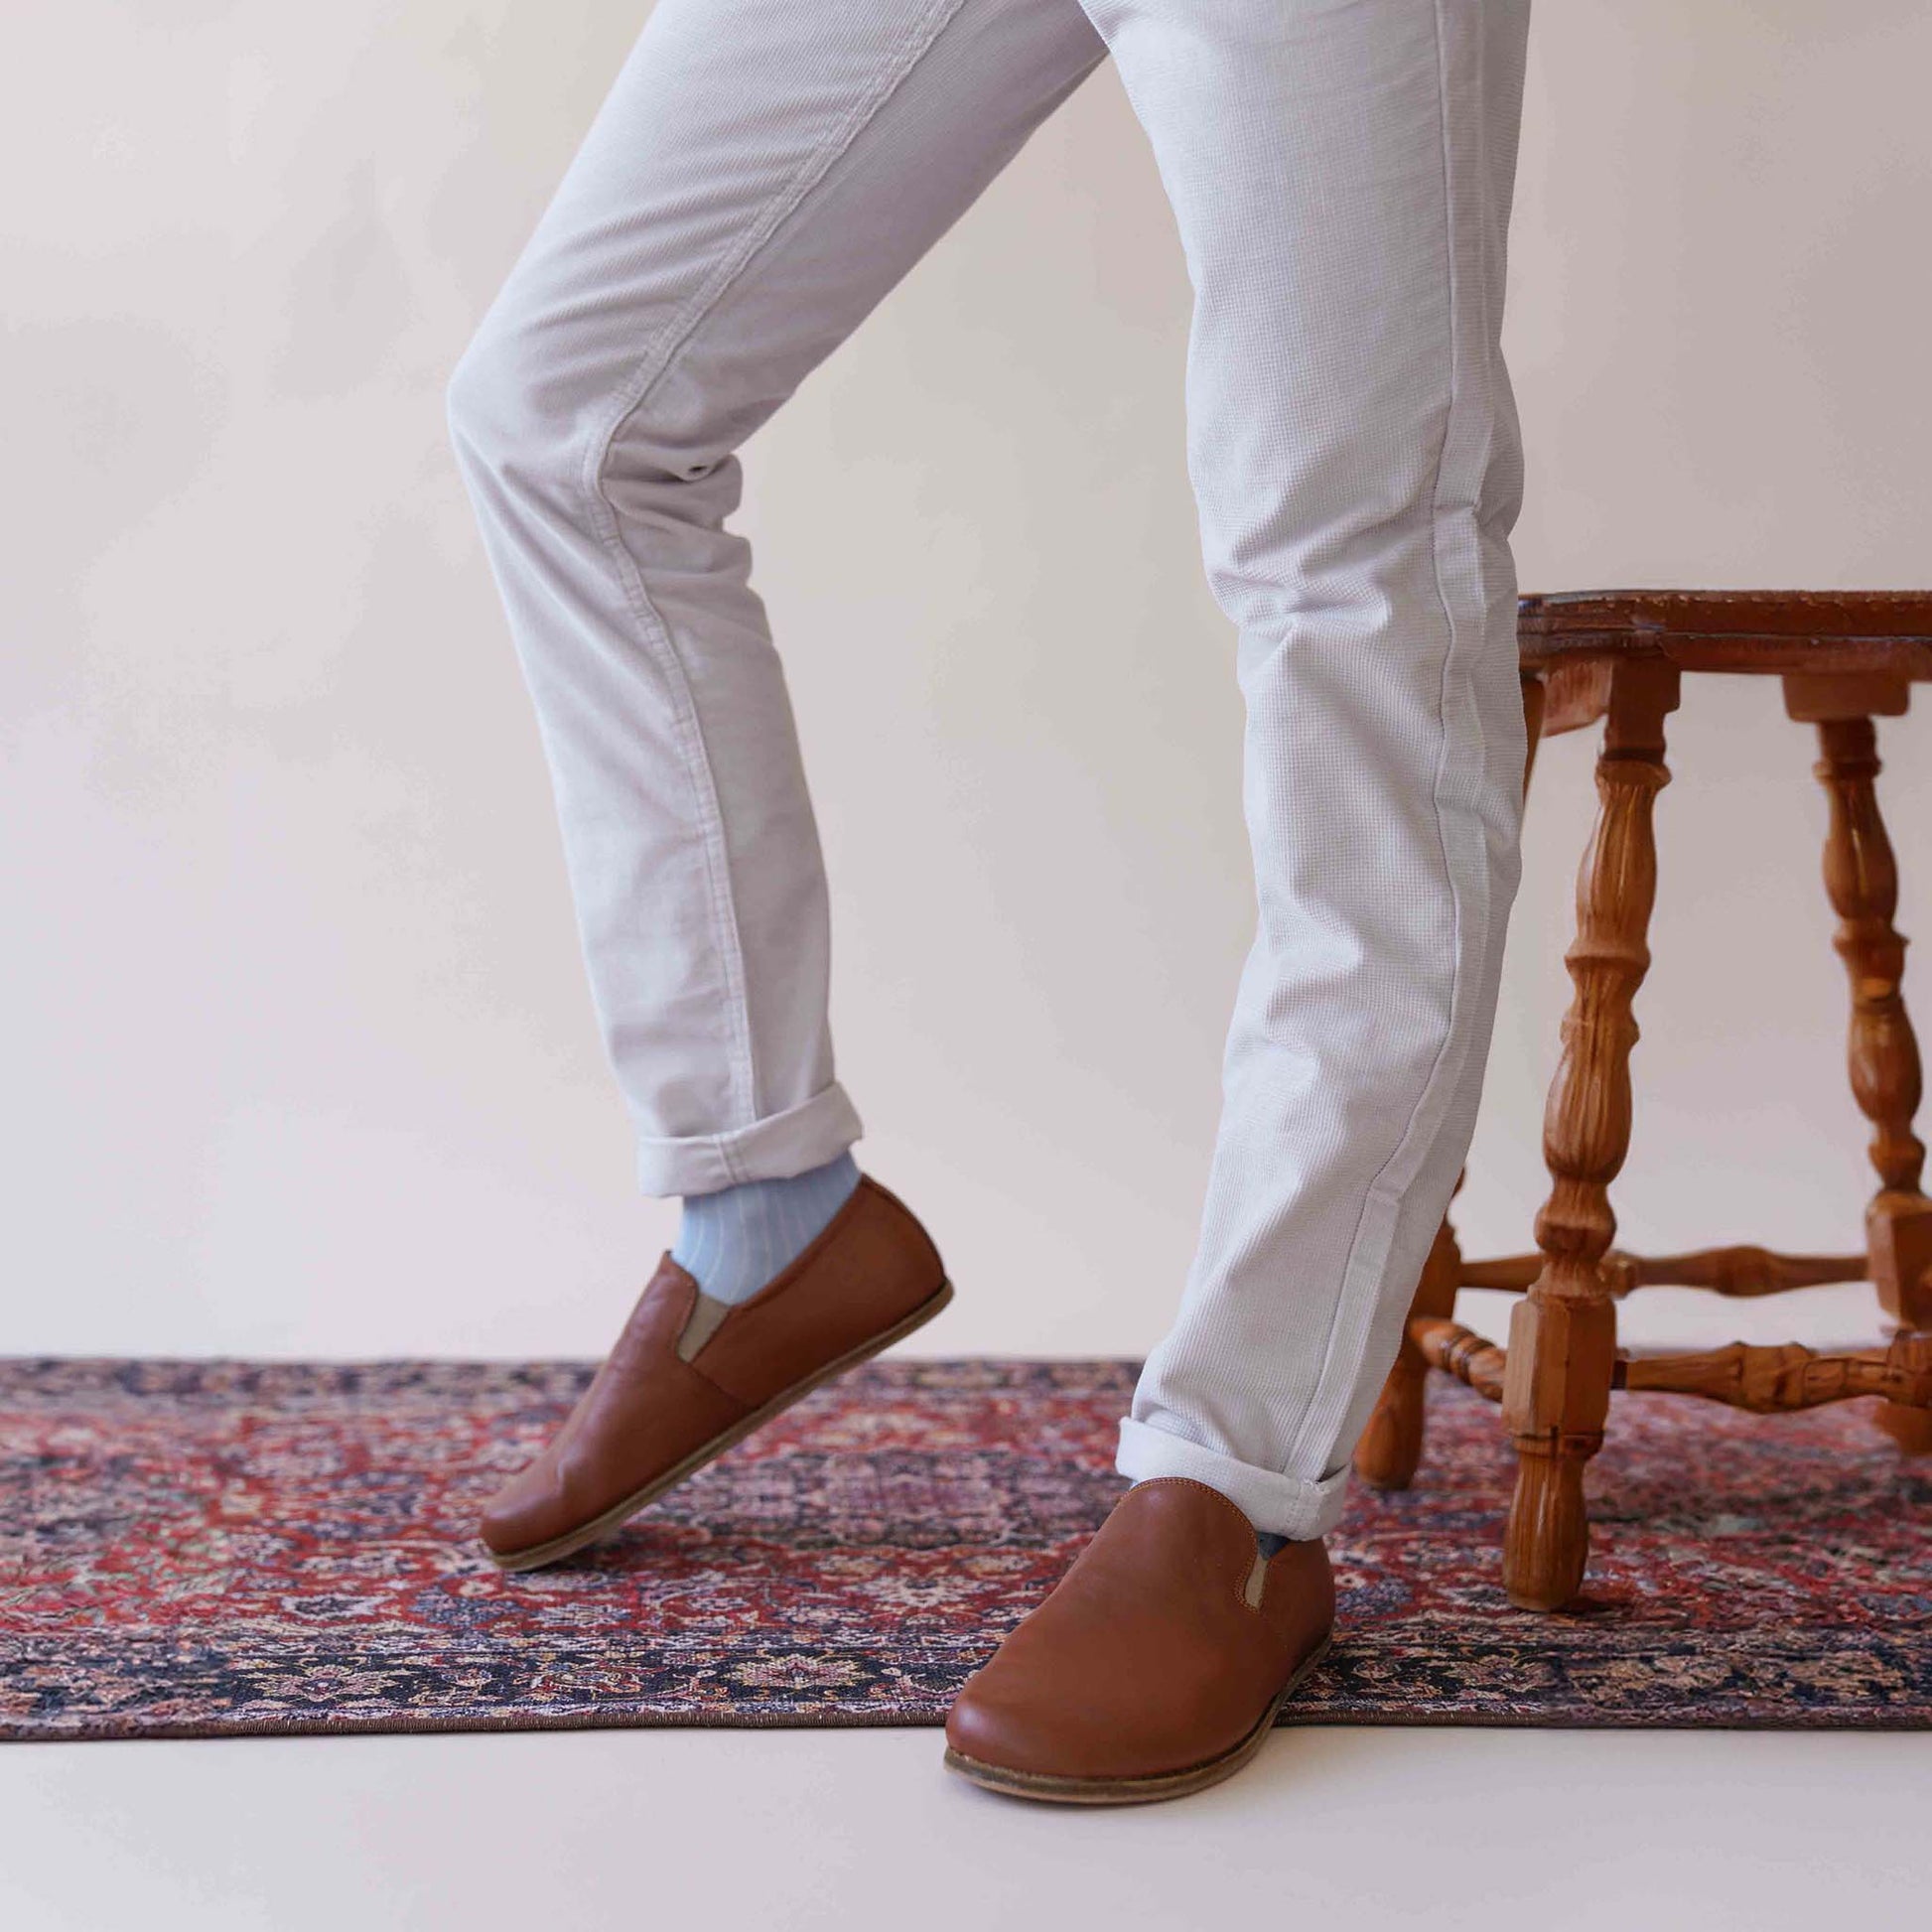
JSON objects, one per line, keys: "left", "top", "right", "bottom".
{"left": 1410, "top": 1317, "right": 1507, "bottom": 1403}
{"left": 1799, "top": 697, "right": 1932, "bottom": 1449}
{"left": 1540, "top": 660, "right": 1612, "bottom": 739}
{"left": 1502, "top": 659, "right": 1678, "bottom": 1610}
{"left": 1355, "top": 1218, "right": 1462, "bottom": 1488}
{"left": 1461, "top": 1245, "right": 1866, "bottom": 1298}
{"left": 1398, "top": 1326, "right": 1932, "bottom": 1414}
{"left": 1811, "top": 713, "right": 1926, "bottom": 1202}
{"left": 1388, "top": 598, "right": 1932, "bottom": 1603}
{"left": 1618, "top": 1333, "right": 1932, "bottom": 1414}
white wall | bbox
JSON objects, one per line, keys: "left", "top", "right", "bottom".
{"left": 7, "top": 0, "right": 1931, "bottom": 1360}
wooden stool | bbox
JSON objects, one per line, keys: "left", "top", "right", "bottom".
{"left": 1354, "top": 590, "right": 1932, "bottom": 1611}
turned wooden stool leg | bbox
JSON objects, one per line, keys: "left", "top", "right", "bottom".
{"left": 1357, "top": 1211, "right": 1462, "bottom": 1487}
{"left": 1787, "top": 674, "right": 1932, "bottom": 1452}
{"left": 1356, "top": 671, "right": 1548, "bottom": 1490}
{"left": 1502, "top": 659, "right": 1679, "bottom": 1609}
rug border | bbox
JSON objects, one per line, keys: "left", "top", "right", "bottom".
{"left": 6, "top": 1703, "right": 1928, "bottom": 1745}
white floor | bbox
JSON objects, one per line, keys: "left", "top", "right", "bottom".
{"left": 4, "top": 1725, "right": 1926, "bottom": 1932}
{"left": 6, "top": 1284, "right": 1925, "bottom": 1932}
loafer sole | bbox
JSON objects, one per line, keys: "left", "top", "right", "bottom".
{"left": 484, "top": 1277, "right": 954, "bottom": 1573}
{"left": 942, "top": 1633, "right": 1332, "bottom": 1806}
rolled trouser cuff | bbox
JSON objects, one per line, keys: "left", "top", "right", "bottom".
{"left": 1115, "top": 1416, "right": 1350, "bottom": 1543}
{"left": 633, "top": 1081, "right": 864, "bottom": 1196}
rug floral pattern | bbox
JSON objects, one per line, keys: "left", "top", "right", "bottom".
{"left": 2, "top": 1357, "right": 1925, "bottom": 1738}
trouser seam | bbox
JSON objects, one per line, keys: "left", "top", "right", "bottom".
{"left": 573, "top": 0, "right": 976, "bottom": 1178}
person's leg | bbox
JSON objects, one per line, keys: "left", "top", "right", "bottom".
{"left": 947, "top": 0, "right": 1532, "bottom": 1799}
{"left": 449, "top": 0, "right": 1110, "bottom": 1568}
{"left": 447, "top": 0, "right": 1107, "bottom": 1202}
{"left": 1106, "top": 0, "right": 1533, "bottom": 1543}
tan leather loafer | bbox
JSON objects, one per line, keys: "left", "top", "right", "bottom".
{"left": 943, "top": 1476, "right": 1333, "bottom": 1804}
{"left": 480, "top": 1174, "right": 949, "bottom": 1571}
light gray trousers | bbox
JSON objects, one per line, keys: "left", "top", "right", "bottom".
{"left": 448, "top": 0, "right": 1533, "bottom": 1539}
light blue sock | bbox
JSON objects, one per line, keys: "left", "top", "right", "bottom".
{"left": 670, "top": 1152, "right": 861, "bottom": 1307}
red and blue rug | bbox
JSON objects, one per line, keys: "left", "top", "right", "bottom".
{"left": 2, "top": 1357, "right": 1925, "bottom": 1739}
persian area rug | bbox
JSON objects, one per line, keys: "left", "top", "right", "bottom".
{"left": 3, "top": 1357, "right": 1926, "bottom": 1740}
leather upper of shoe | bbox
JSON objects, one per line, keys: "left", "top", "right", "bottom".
{"left": 479, "top": 1174, "right": 944, "bottom": 1557}
{"left": 944, "top": 1477, "right": 1334, "bottom": 1782}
